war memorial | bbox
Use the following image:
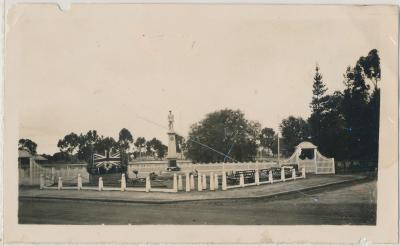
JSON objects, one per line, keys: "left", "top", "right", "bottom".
{"left": 18, "top": 110, "right": 341, "bottom": 194}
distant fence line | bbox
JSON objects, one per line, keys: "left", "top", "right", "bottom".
{"left": 19, "top": 162, "right": 88, "bottom": 186}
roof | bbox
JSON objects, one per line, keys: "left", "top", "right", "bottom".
{"left": 297, "top": 141, "right": 317, "bottom": 149}
{"left": 34, "top": 155, "right": 48, "bottom": 161}
{"left": 18, "top": 149, "right": 32, "bottom": 158}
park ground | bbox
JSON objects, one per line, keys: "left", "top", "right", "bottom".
{"left": 19, "top": 174, "right": 376, "bottom": 225}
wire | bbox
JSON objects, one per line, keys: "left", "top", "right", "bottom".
{"left": 135, "top": 113, "right": 238, "bottom": 162}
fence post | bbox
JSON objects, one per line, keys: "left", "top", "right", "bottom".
{"left": 178, "top": 175, "right": 183, "bottom": 191}
{"left": 269, "top": 170, "right": 273, "bottom": 184}
{"left": 29, "top": 158, "right": 34, "bottom": 185}
{"left": 57, "top": 177, "right": 63, "bottom": 190}
{"left": 202, "top": 174, "right": 207, "bottom": 190}
{"left": 145, "top": 176, "right": 151, "bottom": 192}
{"left": 222, "top": 172, "right": 227, "bottom": 190}
{"left": 185, "top": 173, "right": 190, "bottom": 192}
{"left": 292, "top": 168, "right": 296, "bottom": 180}
{"left": 314, "top": 148, "right": 318, "bottom": 174}
{"left": 332, "top": 158, "right": 335, "bottom": 174}
{"left": 77, "top": 173, "right": 82, "bottom": 190}
{"left": 40, "top": 174, "right": 44, "bottom": 189}
{"left": 51, "top": 167, "right": 55, "bottom": 183}
{"left": 209, "top": 172, "right": 215, "bottom": 191}
{"left": 173, "top": 173, "right": 178, "bottom": 192}
{"left": 197, "top": 174, "right": 202, "bottom": 191}
{"left": 240, "top": 174, "right": 245, "bottom": 187}
{"left": 121, "top": 173, "right": 126, "bottom": 191}
{"left": 190, "top": 174, "right": 195, "bottom": 190}
{"left": 255, "top": 170, "right": 260, "bottom": 185}
{"left": 281, "top": 168, "right": 286, "bottom": 182}
{"left": 302, "top": 167, "right": 306, "bottom": 178}
{"left": 214, "top": 173, "right": 219, "bottom": 190}
{"left": 98, "top": 177, "right": 103, "bottom": 191}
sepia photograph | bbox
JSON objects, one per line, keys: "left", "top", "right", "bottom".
{"left": 3, "top": 2, "right": 398, "bottom": 244}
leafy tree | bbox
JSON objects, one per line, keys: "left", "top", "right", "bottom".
{"left": 148, "top": 138, "right": 167, "bottom": 159}
{"left": 317, "top": 91, "right": 347, "bottom": 159}
{"left": 134, "top": 137, "right": 146, "bottom": 158}
{"left": 18, "top": 138, "right": 38, "bottom": 155}
{"left": 118, "top": 128, "right": 133, "bottom": 152}
{"left": 52, "top": 151, "right": 71, "bottom": 162}
{"left": 175, "top": 134, "right": 186, "bottom": 154}
{"left": 95, "top": 136, "right": 117, "bottom": 155}
{"left": 259, "top": 127, "right": 275, "bottom": 151}
{"left": 341, "top": 57, "right": 373, "bottom": 160}
{"left": 185, "top": 109, "right": 259, "bottom": 162}
{"left": 280, "top": 116, "right": 311, "bottom": 155}
{"left": 156, "top": 143, "right": 167, "bottom": 159}
{"left": 367, "top": 88, "right": 380, "bottom": 161}
{"left": 145, "top": 141, "right": 154, "bottom": 156}
{"left": 57, "top": 133, "right": 80, "bottom": 156}
{"left": 307, "top": 49, "right": 381, "bottom": 162}
{"left": 77, "top": 130, "right": 99, "bottom": 163}
{"left": 271, "top": 134, "right": 286, "bottom": 156}
{"left": 358, "top": 49, "right": 381, "bottom": 90}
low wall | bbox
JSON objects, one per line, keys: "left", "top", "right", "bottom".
{"left": 127, "top": 160, "right": 278, "bottom": 178}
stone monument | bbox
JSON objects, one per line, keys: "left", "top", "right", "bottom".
{"left": 167, "top": 110, "right": 177, "bottom": 167}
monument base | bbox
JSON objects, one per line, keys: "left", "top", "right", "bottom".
{"left": 168, "top": 159, "right": 177, "bottom": 167}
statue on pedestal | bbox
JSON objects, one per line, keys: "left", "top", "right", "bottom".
{"left": 167, "top": 110, "right": 177, "bottom": 168}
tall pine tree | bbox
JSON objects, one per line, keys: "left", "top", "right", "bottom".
{"left": 309, "top": 65, "right": 328, "bottom": 147}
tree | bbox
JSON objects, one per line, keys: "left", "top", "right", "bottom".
{"left": 52, "top": 151, "right": 70, "bottom": 162}
{"left": 360, "top": 49, "right": 381, "bottom": 161}
{"left": 134, "top": 137, "right": 146, "bottom": 158}
{"left": 358, "top": 49, "right": 381, "bottom": 90}
{"left": 280, "top": 116, "right": 310, "bottom": 155}
{"left": 118, "top": 128, "right": 133, "bottom": 152}
{"left": 95, "top": 136, "right": 117, "bottom": 155}
{"left": 185, "top": 109, "right": 259, "bottom": 162}
{"left": 309, "top": 65, "right": 328, "bottom": 146}
{"left": 18, "top": 139, "right": 38, "bottom": 155}
{"left": 175, "top": 134, "right": 186, "bottom": 154}
{"left": 57, "top": 133, "right": 80, "bottom": 157}
{"left": 156, "top": 143, "right": 167, "bottom": 159}
{"left": 148, "top": 138, "right": 167, "bottom": 159}
{"left": 145, "top": 141, "right": 154, "bottom": 157}
{"left": 259, "top": 127, "right": 275, "bottom": 151}
{"left": 341, "top": 56, "right": 373, "bottom": 160}
{"left": 77, "top": 130, "right": 99, "bottom": 163}
{"left": 367, "top": 88, "right": 380, "bottom": 161}
{"left": 271, "top": 134, "right": 284, "bottom": 156}
{"left": 306, "top": 49, "right": 381, "bottom": 162}
{"left": 316, "top": 91, "right": 347, "bottom": 159}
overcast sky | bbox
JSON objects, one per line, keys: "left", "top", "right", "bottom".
{"left": 7, "top": 4, "right": 396, "bottom": 154}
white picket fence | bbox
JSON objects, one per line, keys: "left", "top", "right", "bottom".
{"left": 41, "top": 167, "right": 306, "bottom": 193}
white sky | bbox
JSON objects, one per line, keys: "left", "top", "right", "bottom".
{"left": 7, "top": 4, "right": 397, "bottom": 154}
